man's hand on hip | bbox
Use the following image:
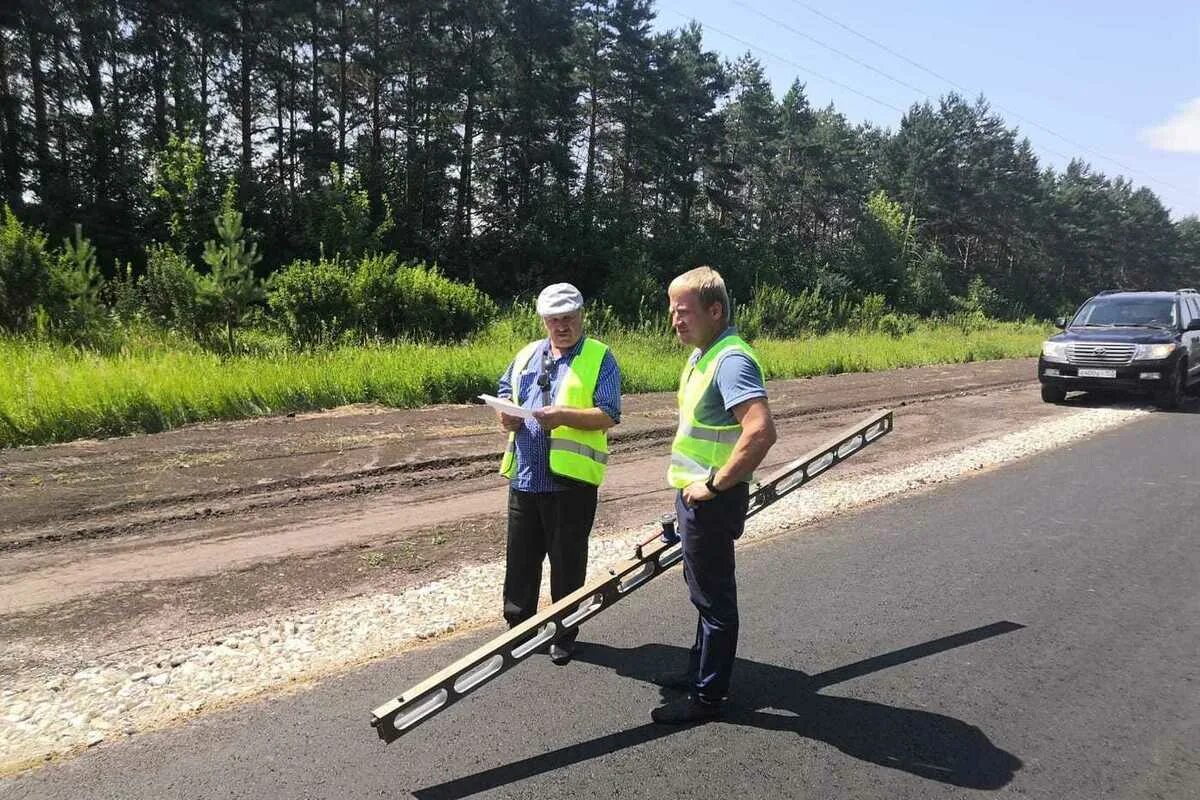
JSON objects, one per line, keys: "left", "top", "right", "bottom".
{"left": 682, "top": 480, "right": 716, "bottom": 507}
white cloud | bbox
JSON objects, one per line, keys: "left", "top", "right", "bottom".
{"left": 1140, "top": 98, "right": 1200, "bottom": 153}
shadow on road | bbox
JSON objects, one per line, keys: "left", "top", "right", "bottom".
{"left": 1059, "top": 391, "right": 1200, "bottom": 414}
{"left": 413, "top": 621, "right": 1025, "bottom": 798}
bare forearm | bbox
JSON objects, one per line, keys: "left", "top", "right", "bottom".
{"left": 713, "top": 398, "right": 777, "bottom": 489}
{"left": 714, "top": 429, "right": 775, "bottom": 488}
{"left": 679, "top": 398, "right": 775, "bottom": 506}
{"left": 554, "top": 407, "right": 616, "bottom": 430}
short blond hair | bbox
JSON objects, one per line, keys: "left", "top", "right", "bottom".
{"left": 669, "top": 266, "right": 730, "bottom": 326}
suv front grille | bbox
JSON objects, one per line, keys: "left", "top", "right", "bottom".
{"left": 1067, "top": 342, "right": 1136, "bottom": 366}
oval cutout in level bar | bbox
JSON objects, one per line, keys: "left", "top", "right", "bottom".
{"left": 452, "top": 655, "right": 504, "bottom": 694}
{"left": 806, "top": 452, "right": 834, "bottom": 478}
{"left": 395, "top": 688, "right": 449, "bottom": 731}
{"left": 562, "top": 594, "right": 605, "bottom": 628}
{"left": 836, "top": 435, "right": 863, "bottom": 459}
{"left": 775, "top": 468, "right": 806, "bottom": 495}
{"left": 657, "top": 543, "right": 683, "bottom": 569}
{"left": 864, "top": 419, "right": 889, "bottom": 441}
{"left": 618, "top": 562, "right": 656, "bottom": 593}
{"left": 511, "top": 622, "right": 557, "bottom": 660}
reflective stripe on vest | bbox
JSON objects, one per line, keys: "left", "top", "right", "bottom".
{"left": 499, "top": 337, "right": 611, "bottom": 487}
{"left": 677, "top": 421, "right": 742, "bottom": 444}
{"left": 667, "top": 334, "right": 762, "bottom": 489}
{"left": 550, "top": 438, "right": 609, "bottom": 464}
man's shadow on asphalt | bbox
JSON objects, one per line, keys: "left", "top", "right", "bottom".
{"left": 413, "top": 621, "right": 1024, "bottom": 799}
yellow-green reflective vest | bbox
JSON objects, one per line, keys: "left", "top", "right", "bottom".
{"left": 668, "top": 333, "right": 762, "bottom": 489}
{"left": 499, "top": 337, "right": 610, "bottom": 487}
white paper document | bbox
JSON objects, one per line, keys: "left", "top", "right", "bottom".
{"left": 478, "top": 394, "right": 534, "bottom": 419}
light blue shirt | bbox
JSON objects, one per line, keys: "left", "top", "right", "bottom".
{"left": 688, "top": 327, "right": 767, "bottom": 426}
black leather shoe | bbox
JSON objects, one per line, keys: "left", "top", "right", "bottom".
{"left": 651, "top": 695, "right": 723, "bottom": 724}
{"left": 549, "top": 642, "right": 574, "bottom": 665}
{"left": 651, "top": 672, "right": 695, "bottom": 693}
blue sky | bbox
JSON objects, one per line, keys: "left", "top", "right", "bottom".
{"left": 651, "top": 0, "right": 1199, "bottom": 219}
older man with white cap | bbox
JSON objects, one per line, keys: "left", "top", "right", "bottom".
{"left": 496, "top": 282, "right": 622, "bottom": 664}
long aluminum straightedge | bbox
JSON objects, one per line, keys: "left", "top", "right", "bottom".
{"left": 370, "top": 408, "right": 893, "bottom": 742}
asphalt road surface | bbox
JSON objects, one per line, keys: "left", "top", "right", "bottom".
{"left": 4, "top": 409, "right": 1198, "bottom": 799}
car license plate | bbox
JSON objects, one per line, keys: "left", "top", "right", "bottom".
{"left": 1078, "top": 368, "right": 1116, "bottom": 379}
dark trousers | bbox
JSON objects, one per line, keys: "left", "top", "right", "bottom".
{"left": 503, "top": 484, "right": 598, "bottom": 644}
{"left": 676, "top": 483, "right": 750, "bottom": 702}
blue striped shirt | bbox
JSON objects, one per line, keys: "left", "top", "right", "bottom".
{"left": 498, "top": 337, "right": 622, "bottom": 493}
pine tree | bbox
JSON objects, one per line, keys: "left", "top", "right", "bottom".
{"left": 201, "top": 183, "right": 263, "bottom": 352}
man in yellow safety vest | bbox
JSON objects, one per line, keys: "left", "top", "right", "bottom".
{"left": 652, "top": 266, "right": 777, "bottom": 723}
{"left": 496, "top": 283, "right": 622, "bottom": 665}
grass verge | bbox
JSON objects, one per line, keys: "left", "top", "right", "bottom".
{"left": 0, "top": 321, "right": 1047, "bottom": 448}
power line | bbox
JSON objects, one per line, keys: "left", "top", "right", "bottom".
{"left": 783, "top": 0, "right": 1190, "bottom": 197}
{"left": 729, "top": 0, "right": 933, "bottom": 101}
{"left": 666, "top": 7, "right": 1079, "bottom": 169}
{"left": 664, "top": 3, "right": 1191, "bottom": 211}
{"left": 787, "top": 0, "right": 965, "bottom": 96}
{"left": 661, "top": 7, "right": 906, "bottom": 115}
{"left": 726, "top": 0, "right": 1094, "bottom": 176}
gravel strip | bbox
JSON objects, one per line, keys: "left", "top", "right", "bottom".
{"left": 0, "top": 406, "right": 1146, "bottom": 771}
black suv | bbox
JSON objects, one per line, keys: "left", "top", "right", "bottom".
{"left": 1038, "top": 289, "right": 1200, "bottom": 409}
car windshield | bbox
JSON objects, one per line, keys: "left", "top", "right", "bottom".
{"left": 1072, "top": 297, "right": 1176, "bottom": 328}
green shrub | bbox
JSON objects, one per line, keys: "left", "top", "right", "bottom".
{"left": 740, "top": 284, "right": 794, "bottom": 339}
{"left": 0, "top": 205, "right": 52, "bottom": 332}
{"left": 849, "top": 294, "right": 888, "bottom": 330}
{"left": 740, "top": 284, "right": 838, "bottom": 338}
{"left": 141, "top": 244, "right": 205, "bottom": 335}
{"left": 955, "top": 276, "right": 1007, "bottom": 319}
{"left": 581, "top": 301, "right": 625, "bottom": 338}
{"left": 353, "top": 256, "right": 497, "bottom": 341}
{"left": 268, "top": 258, "right": 356, "bottom": 348}
{"left": 742, "top": 286, "right": 924, "bottom": 339}
{"left": 44, "top": 225, "right": 106, "bottom": 343}
{"left": 878, "top": 311, "right": 919, "bottom": 338}
{"left": 104, "top": 261, "right": 142, "bottom": 323}
{"left": 395, "top": 263, "right": 497, "bottom": 340}
{"left": 351, "top": 253, "right": 402, "bottom": 338}
{"left": 943, "top": 278, "right": 1006, "bottom": 333}
{"left": 948, "top": 308, "right": 990, "bottom": 335}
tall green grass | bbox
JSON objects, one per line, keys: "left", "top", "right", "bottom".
{"left": 0, "top": 320, "right": 1048, "bottom": 448}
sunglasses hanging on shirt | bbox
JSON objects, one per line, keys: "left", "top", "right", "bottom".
{"left": 537, "top": 349, "right": 554, "bottom": 407}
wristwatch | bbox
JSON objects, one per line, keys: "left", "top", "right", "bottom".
{"left": 705, "top": 469, "right": 722, "bottom": 495}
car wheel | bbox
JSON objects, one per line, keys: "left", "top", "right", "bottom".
{"left": 1041, "top": 384, "right": 1067, "bottom": 404}
{"left": 1154, "top": 363, "right": 1185, "bottom": 410}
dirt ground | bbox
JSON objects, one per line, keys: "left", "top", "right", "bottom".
{"left": 0, "top": 358, "right": 1067, "bottom": 679}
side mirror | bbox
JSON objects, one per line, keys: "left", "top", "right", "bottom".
{"left": 1054, "top": 317, "right": 1068, "bottom": 329}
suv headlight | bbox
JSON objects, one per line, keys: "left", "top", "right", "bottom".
{"left": 1133, "top": 343, "right": 1177, "bottom": 360}
{"left": 1042, "top": 340, "right": 1070, "bottom": 362}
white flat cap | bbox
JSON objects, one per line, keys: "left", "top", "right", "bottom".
{"left": 536, "top": 283, "right": 584, "bottom": 316}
